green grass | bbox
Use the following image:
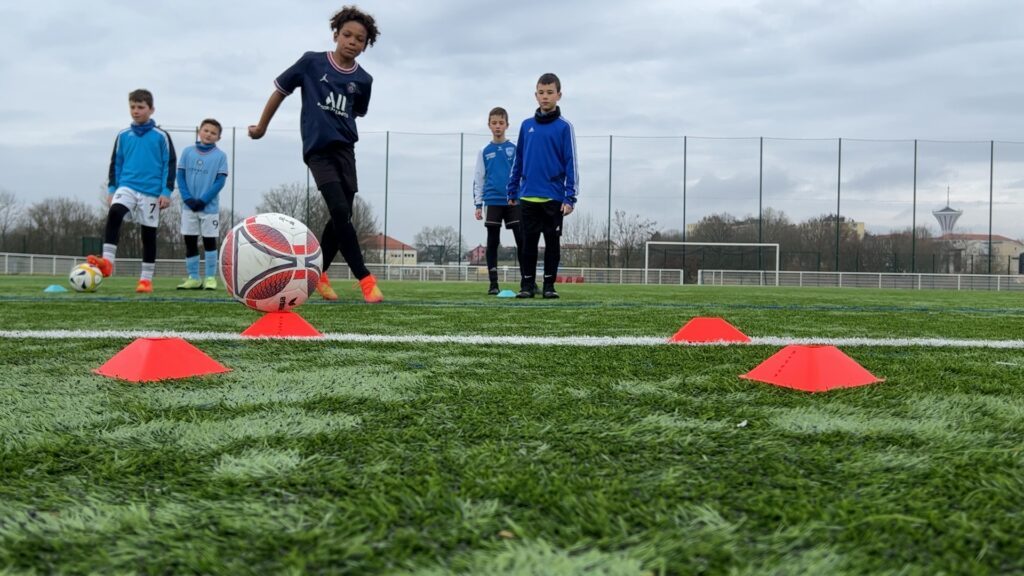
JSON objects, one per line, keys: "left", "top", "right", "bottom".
{"left": 1, "top": 276, "right": 1023, "bottom": 574}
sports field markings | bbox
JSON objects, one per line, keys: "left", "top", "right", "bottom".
{"left": 6, "top": 294, "right": 1024, "bottom": 315}
{"left": 2, "top": 329, "right": 1023, "bottom": 348}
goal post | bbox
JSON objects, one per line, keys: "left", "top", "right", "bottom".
{"left": 644, "top": 241, "right": 781, "bottom": 286}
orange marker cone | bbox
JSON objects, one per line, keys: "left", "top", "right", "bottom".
{"left": 241, "top": 311, "right": 323, "bottom": 338}
{"left": 94, "top": 337, "right": 231, "bottom": 382}
{"left": 740, "top": 345, "right": 883, "bottom": 392}
{"left": 669, "top": 317, "right": 750, "bottom": 343}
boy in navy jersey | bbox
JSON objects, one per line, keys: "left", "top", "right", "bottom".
{"left": 87, "top": 89, "right": 176, "bottom": 294}
{"left": 248, "top": 5, "right": 383, "bottom": 303}
{"left": 507, "top": 73, "right": 579, "bottom": 299}
{"left": 176, "top": 118, "right": 228, "bottom": 290}
{"left": 473, "top": 107, "right": 523, "bottom": 295}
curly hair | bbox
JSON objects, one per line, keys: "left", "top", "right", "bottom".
{"left": 330, "top": 6, "right": 380, "bottom": 47}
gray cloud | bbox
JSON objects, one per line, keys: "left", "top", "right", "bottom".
{"left": 2, "top": 0, "right": 1024, "bottom": 247}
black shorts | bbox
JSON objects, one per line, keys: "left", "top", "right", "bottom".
{"left": 521, "top": 200, "right": 563, "bottom": 237}
{"left": 485, "top": 204, "right": 521, "bottom": 229}
{"left": 306, "top": 143, "right": 358, "bottom": 194}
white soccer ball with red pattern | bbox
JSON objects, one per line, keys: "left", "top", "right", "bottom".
{"left": 220, "top": 213, "right": 323, "bottom": 312}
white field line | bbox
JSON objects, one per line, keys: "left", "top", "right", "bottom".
{"left": 1, "top": 329, "right": 1023, "bottom": 348}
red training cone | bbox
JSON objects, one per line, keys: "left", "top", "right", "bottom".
{"left": 740, "top": 345, "right": 883, "bottom": 392}
{"left": 669, "top": 317, "right": 750, "bottom": 343}
{"left": 241, "top": 311, "right": 323, "bottom": 338}
{"left": 94, "top": 337, "right": 231, "bottom": 382}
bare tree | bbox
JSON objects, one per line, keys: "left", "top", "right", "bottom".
{"left": 563, "top": 211, "right": 603, "bottom": 247}
{"left": 351, "top": 195, "right": 379, "bottom": 245}
{"left": 689, "top": 213, "right": 738, "bottom": 242}
{"left": 255, "top": 182, "right": 379, "bottom": 246}
{"left": 0, "top": 189, "right": 23, "bottom": 251}
{"left": 561, "top": 211, "right": 608, "bottom": 267}
{"left": 413, "top": 225, "right": 466, "bottom": 264}
{"left": 611, "top": 209, "right": 657, "bottom": 267}
{"left": 256, "top": 182, "right": 330, "bottom": 236}
{"left": 26, "top": 198, "right": 102, "bottom": 255}
{"left": 156, "top": 200, "right": 186, "bottom": 258}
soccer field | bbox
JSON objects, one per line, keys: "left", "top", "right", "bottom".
{"left": 1, "top": 277, "right": 1022, "bottom": 574}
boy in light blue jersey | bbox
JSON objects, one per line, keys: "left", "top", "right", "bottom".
{"left": 473, "top": 107, "right": 524, "bottom": 295}
{"left": 87, "top": 89, "right": 176, "bottom": 294}
{"left": 507, "top": 73, "right": 579, "bottom": 299}
{"left": 176, "top": 118, "right": 229, "bottom": 290}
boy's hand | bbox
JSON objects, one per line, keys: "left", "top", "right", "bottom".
{"left": 474, "top": 208, "right": 482, "bottom": 220}
{"left": 562, "top": 203, "right": 574, "bottom": 216}
{"left": 248, "top": 125, "right": 266, "bottom": 139}
{"left": 508, "top": 199, "right": 518, "bottom": 206}
{"left": 158, "top": 197, "right": 170, "bottom": 210}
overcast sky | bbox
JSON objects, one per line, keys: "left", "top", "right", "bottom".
{"left": 2, "top": 0, "right": 1024, "bottom": 245}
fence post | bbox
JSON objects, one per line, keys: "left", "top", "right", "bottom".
{"left": 458, "top": 132, "right": 464, "bottom": 268}
{"left": 835, "top": 137, "right": 842, "bottom": 271}
{"left": 988, "top": 140, "right": 994, "bottom": 275}
{"left": 383, "top": 131, "right": 390, "bottom": 265}
{"left": 758, "top": 136, "right": 763, "bottom": 269}
{"left": 607, "top": 135, "right": 613, "bottom": 268}
{"left": 911, "top": 139, "right": 917, "bottom": 273}
{"left": 230, "top": 127, "right": 236, "bottom": 225}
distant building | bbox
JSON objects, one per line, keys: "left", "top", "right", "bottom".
{"left": 933, "top": 187, "right": 963, "bottom": 236}
{"left": 467, "top": 245, "right": 487, "bottom": 266}
{"left": 938, "top": 233, "right": 1024, "bottom": 274}
{"left": 930, "top": 193, "right": 1024, "bottom": 273}
{"left": 933, "top": 205, "right": 963, "bottom": 236}
{"left": 467, "top": 243, "right": 528, "bottom": 266}
{"left": 364, "top": 234, "right": 417, "bottom": 266}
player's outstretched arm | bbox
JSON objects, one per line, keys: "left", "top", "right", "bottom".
{"left": 249, "top": 92, "right": 286, "bottom": 139}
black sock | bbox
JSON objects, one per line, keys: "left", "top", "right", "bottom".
{"left": 104, "top": 204, "right": 130, "bottom": 245}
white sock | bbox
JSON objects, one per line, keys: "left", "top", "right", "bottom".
{"left": 102, "top": 243, "right": 117, "bottom": 266}
{"left": 141, "top": 262, "right": 155, "bottom": 282}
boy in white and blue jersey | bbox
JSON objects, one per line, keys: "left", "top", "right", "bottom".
{"left": 87, "top": 89, "right": 176, "bottom": 294}
{"left": 507, "top": 73, "right": 579, "bottom": 299}
{"left": 176, "top": 118, "right": 228, "bottom": 290}
{"left": 473, "top": 107, "right": 524, "bottom": 295}
{"left": 248, "top": 5, "right": 382, "bottom": 303}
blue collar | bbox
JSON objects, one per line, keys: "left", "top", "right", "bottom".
{"left": 196, "top": 142, "right": 216, "bottom": 152}
{"left": 131, "top": 120, "right": 156, "bottom": 136}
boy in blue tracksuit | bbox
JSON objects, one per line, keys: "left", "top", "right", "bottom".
{"left": 507, "top": 73, "right": 579, "bottom": 299}
{"left": 176, "top": 118, "right": 229, "bottom": 290}
{"left": 88, "top": 89, "right": 176, "bottom": 294}
{"left": 473, "top": 106, "right": 524, "bottom": 295}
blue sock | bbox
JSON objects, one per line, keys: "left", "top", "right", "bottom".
{"left": 204, "top": 250, "right": 218, "bottom": 278}
{"left": 185, "top": 255, "right": 200, "bottom": 279}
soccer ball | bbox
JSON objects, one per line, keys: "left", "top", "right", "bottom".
{"left": 69, "top": 263, "right": 103, "bottom": 292}
{"left": 220, "top": 213, "right": 323, "bottom": 312}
